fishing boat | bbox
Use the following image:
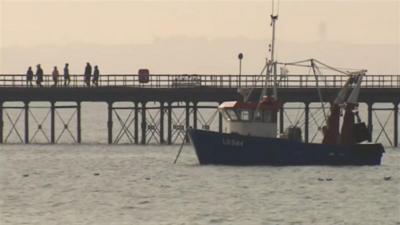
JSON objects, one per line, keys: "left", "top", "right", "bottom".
{"left": 187, "top": 8, "right": 384, "bottom": 166}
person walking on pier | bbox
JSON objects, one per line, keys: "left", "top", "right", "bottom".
{"left": 26, "top": 66, "right": 33, "bottom": 86}
{"left": 35, "top": 64, "right": 43, "bottom": 87}
{"left": 52, "top": 66, "right": 59, "bottom": 87}
{"left": 92, "top": 65, "right": 100, "bottom": 87}
{"left": 84, "top": 62, "right": 92, "bottom": 87}
{"left": 64, "top": 63, "right": 71, "bottom": 86}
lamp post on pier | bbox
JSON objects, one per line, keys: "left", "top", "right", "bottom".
{"left": 238, "top": 53, "right": 243, "bottom": 87}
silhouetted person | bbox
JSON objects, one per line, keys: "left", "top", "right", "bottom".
{"left": 52, "top": 66, "right": 59, "bottom": 87}
{"left": 84, "top": 62, "right": 92, "bottom": 86}
{"left": 92, "top": 65, "right": 100, "bottom": 87}
{"left": 35, "top": 64, "right": 43, "bottom": 87}
{"left": 26, "top": 66, "right": 33, "bottom": 86}
{"left": 64, "top": 63, "right": 71, "bottom": 86}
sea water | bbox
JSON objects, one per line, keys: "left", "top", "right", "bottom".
{"left": 0, "top": 103, "right": 399, "bottom": 225}
{"left": 1, "top": 145, "right": 399, "bottom": 225}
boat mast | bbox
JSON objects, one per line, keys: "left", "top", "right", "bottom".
{"left": 251, "top": 0, "right": 279, "bottom": 103}
{"left": 270, "top": 3, "right": 279, "bottom": 100}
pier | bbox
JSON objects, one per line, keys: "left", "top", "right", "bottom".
{"left": 0, "top": 74, "right": 399, "bottom": 146}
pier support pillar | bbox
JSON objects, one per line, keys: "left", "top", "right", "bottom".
{"left": 134, "top": 102, "right": 139, "bottom": 144}
{"left": 279, "top": 104, "right": 284, "bottom": 135}
{"left": 77, "top": 102, "right": 81, "bottom": 144}
{"left": 141, "top": 102, "right": 146, "bottom": 144}
{"left": 218, "top": 102, "right": 223, "bottom": 133}
{"left": 185, "top": 102, "right": 190, "bottom": 143}
{"left": 0, "top": 102, "right": 3, "bottom": 143}
{"left": 107, "top": 102, "right": 113, "bottom": 144}
{"left": 394, "top": 103, "right": 398, "bottom": 147}
{"left": 50, "top": 102, "right": 55, "bottom": 144}
{"left": 185, "top": 102, "right": 190, "bottom": 129}
{"left": 167, "top": 102, "right": 172, "bottom": 144}
{"left": 160, "top": 102, "right": 165, "bottom": 144}
{"left": 304, "top": 102, "right": 309, "bottom": 143}
{"left": 367, "top": 103, "right": 373, "bottom": 142}
{"left": 24, "top": 101, "right": 29, "bottom": 144}
{"left": 193, "top": 102, "right": 197, "bottom": 130}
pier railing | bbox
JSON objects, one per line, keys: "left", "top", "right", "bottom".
{"left": 0, "top": 74, "right": 399, "bottom": 88}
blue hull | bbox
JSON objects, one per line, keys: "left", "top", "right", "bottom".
{"left": 188, "top": 129, "right": 384, "bottom": 166}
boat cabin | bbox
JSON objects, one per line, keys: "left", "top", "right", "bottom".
{"left": 218, "top": 96, "right": 281, "bottom": 138}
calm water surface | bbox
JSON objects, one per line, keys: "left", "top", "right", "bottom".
{"left": 0, "top": 144, "right": 399, "bottom": 225}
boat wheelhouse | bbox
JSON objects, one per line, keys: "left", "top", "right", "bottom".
{"left": 218, "top": 96, "right": 280, "bottom": 138}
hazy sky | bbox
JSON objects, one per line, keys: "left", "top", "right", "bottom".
{"left": 1, "top": 0, "right": 399, "bottom": 74}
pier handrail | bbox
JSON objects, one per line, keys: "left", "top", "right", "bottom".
{"left": 0, "top": 74, "right": 399, "bottom": 88}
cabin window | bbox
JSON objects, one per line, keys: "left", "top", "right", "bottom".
{"left": 264, "top": 111, "right": 272, "bottom": 122}
{"left": 226, "top": 109, "right": 238, "bottom": 121}
{"left": 264, "top": 110, "right": 277, "bottom": 122}
{"left": 254, "top": 110, "right": 263, "bottom": 121}
{"left": 271, "top": 111, "right": 277, "bottom": 122}
{"left": 240, "top": 110, "right": 251, "bottom": 121}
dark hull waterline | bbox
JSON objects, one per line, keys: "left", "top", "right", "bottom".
{"left": 188, "top": 129, "right": 384, "bottom": 166}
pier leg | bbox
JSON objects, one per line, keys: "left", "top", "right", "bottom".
{"left": 367, "top": 103, "right": 373, "bottom": 142}
{"left": 167, "top": 102, "right": 172, "bottom": 144}
{"left": 185, "top": 102, "right": 190, "bottom": 143}
{"left": 279, "top": 105, "right": 284, "bottom": 135}
{"left": 107, "top": 102, "right": 113, "bottom": 144}
{"left": 50, "top": 102, "right": 55, "bottom": 144}
{"left": 134, "top": 102, "right": 139, "bottom": 144}
{"left": 394, "top": 104, "right": 398, "bottom": 147}
{"left": 141, "top": 102, "right": 146, "bottom": 144}
{"left": 219, "top": 102, "right": 223, "bottom": 133}
{"left": 185, "top": 102, "right": 190, "bottom": 129}
{"left": 24, "top": 102, "right": 29, "bottom": 144}
{"left": 160, "top": 102, "right": 165, "bottom": 144}
{"left": 193, "top": 102, "right": 197, "bottom": 130}
{"left": 0, "top": 102, "right": 3, "bottom": 143}
{"left": 77, "top": 102, "right": 81, "bottom": 144}
{"left": 304, "top": 103, "right": 309, "bottom": 143}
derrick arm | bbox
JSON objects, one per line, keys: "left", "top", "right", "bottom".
{"left": 322, "top": 76, "right": 355, "bottom": 144}
{"left": 340, "top": 73, "right": 365, "bottom": 144}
